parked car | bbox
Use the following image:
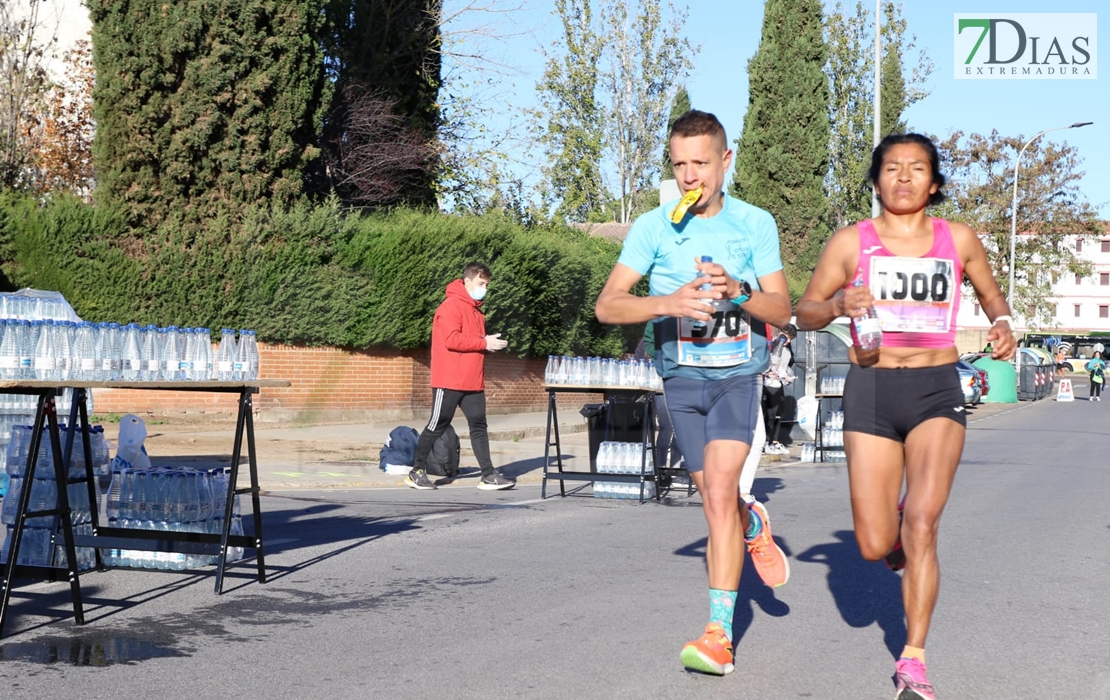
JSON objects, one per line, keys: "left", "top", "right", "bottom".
{"left": 955, "top": 360, "right": 983, "bottom": 406}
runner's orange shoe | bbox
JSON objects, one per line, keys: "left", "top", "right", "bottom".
{"left": 745, "top": 501, "right": 790, "bottom": 588}
{"left": 680, "top": 622, "right": 734, "bottom": 675}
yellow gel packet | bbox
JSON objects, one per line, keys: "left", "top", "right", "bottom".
{"left": 670, "top": 186, "right": 703, "bottom": 224}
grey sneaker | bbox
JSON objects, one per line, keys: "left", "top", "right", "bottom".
{"left": 477, "top": 471, "right": 515, "bottom": 491}
{"left": 405, "top": 469, "right": 436, "bottom": 490}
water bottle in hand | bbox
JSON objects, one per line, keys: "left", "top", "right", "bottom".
{"left": 692, "top": 255, "right": 714, "bottom": 331}
{"left": 851, "top": 277, "right": 882, "bottom": 351}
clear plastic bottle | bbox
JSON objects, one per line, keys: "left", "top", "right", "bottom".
{"left": 0, "top": 319, "right": 18, "bottom": 380}
{"left": 196, "top": 327, "right": 213, "bottom": 380}
{"left": 692, "top": 255, "right": 714, "bottom": 331}
{"left": 161, "top": 326, "right": 180, "bottom": 381}
{"left": 236, "top": 329, "right": 259, "bottom": 381}
{"left": 851, "top": 277, "right": 883, "bottom": 351}
{"left": 121, "top": 323, "right": 143, "bottom": 380}
{"left": 73, "top": 321, "right": 98, "bottom": 381}
{"left": 216, "top": 328, "right": 237, "bottom": 381}
{"left": 15, "top": 319, "right": 33, "bottom": 379}
{"left": 140, "top": 324, "right": 159, "bottom": 381}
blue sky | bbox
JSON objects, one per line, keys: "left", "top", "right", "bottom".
{"left": 450, "top": 0, "right": 1105, "bottom": 217}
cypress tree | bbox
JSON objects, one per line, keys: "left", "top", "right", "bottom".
{"left": 732, "top": 0, "right": 831, "bottom": 297}
{"left": 89, "top": 0, "right": 328, "bottom": 225}
{"left": 880, "top": 33, "right": 907, "bottom": 136}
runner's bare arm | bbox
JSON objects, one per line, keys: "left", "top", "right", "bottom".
{"left": 953, "top": 222, "right": 1016, "bottom": 360}
{"left": 595, "top": 262, "right": 715, "bottom": 325}
{"left": 795, "top": 226, "right": 867, "bottom": 330}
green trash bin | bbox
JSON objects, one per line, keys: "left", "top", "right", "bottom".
{"left": 973, "top": 357, "right": 1018, "bottom": 403}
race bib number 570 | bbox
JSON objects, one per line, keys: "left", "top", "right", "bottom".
{"left": 676, "top": 304, "right": 752, "bottom": 368}
{"left": 870, "top": 256, "right": 955, "bottom": 333}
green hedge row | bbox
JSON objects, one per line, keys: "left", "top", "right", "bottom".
{"left": 0, "top": 194, "right": 641, "bottom": 358}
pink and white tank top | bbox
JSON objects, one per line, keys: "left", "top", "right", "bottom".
{"left": 849, "top": 218, "right": 962, "bottom": 349}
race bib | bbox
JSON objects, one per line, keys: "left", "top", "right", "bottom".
{"left": 675, "top": 304, "right": 752, "bottom": 368}
{"left": 869, "top": 257, "right": 955, "bottom": 334}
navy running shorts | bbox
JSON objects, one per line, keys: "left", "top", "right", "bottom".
{"left": 662, "top": 373, "right": 761, "bottom": 473}
{"left": 841, "top": 363, "right": 967, "bottom": 442}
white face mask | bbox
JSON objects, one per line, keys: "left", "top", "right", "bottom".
{"left": 469, "top": 287, "right": 487, "bottom": 301}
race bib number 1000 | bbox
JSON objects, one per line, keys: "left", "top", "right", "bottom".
{"left": 869, "top": 256, "right": 955, "bottom": 333}
{"left": 676, "top": 304, "right": 752, "bottom": 368}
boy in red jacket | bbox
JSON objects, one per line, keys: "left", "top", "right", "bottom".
{"left": 406, "top": 262, "right": 515, "bottom": 490}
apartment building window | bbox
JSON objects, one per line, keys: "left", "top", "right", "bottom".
{"left": 1102, "top": 273, "right": 1110, "bottom": 286}
{"left": 1101, "top": 305, "right": 1109, "bottom": 319}
{"left": 1102, "top": 240, "right": 1110, "bottom": 253}
{"left": 1052, "top": 304, "right": 1058, "bottom": 317}
{"left": 1076, "top": 273, "right": 1083, "bottom": 285}
{"left": 1075, "top": 304, "right": 1082, "bottom": 317}
{"left": 1076, "top": 238, "right": 1083, "bottom": 252}
{"left": 973, "top": 303, "right": 980, "bottom": 316}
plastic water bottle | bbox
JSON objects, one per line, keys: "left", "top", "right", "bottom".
{"left": 161, "top": 326, "right": 180, "bottom": 381}
{"left": 120, "top": 323, "right": 142, "bottom": 380}
{"left": 55, "top": 320, "right": 73, "bottom": 380}
{"left": 237, "top": 329, "right": 259, "bottom": 380}
{"left": 73, "top": 321, "right": 98, "bottom": 381}
{"left": 196, "top": 328, "right": 213, "bottom": 380}
{"left": 140, "top": 324, "right": 159, "bottom": 381}
{"left": 0, "top": 319, "right": 16, "bottom": 379}
{"left": 692, "top": 255, "right": 714, "bottom": 331}
{"left": 851, "top": 277, "right": 883, "bottom": 351}
{"left": 15, "top": 319, "right": 33, "bottom": 378}
{"left": 216, "top": 328, "right": 237, "bottom": 381}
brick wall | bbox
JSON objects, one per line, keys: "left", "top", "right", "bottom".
{"left": 92, "top": 343, "right": 555, "bottom": 423}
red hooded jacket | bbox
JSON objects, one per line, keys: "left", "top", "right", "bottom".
{"left": 430, "top": 279, "right": 488, "bottom": 391}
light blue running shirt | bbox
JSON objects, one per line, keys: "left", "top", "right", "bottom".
{"left": 617, "top": 194, "right": 783, "bottom": 381}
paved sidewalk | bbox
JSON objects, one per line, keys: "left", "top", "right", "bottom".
{"left": 132, "top": 394, "right": 1037, "bottom": 492}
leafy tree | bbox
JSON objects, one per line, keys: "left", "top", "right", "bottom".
{"left": 824, "top": 1, "right": 934, "bottom": 230}
{"left": 0, "top": 0, "right": 56, "bottom": 190}
{"left": 30, "top": 39, "right": 95, "bottom": 199}
{"left": 732, "top": 0, "right": 830, "bottom": 298}
{"left": 313, "top": 0, "right": 442, "bottom": 208}
{"left": 533, "top": 0, "right": 606, "bottom": 223}
{"left": 661, "top": 85, "right": 690, "bottom": 176}
{"left": 933, "top": 130, "right": 1104, "bottom": 329}
{"left": 89, "top": 0, "right": 328, "bottom": 225}
{"left": 535, "top": 0, "right": 695, "bottom": 224}
{"left": 599, "top": 0, "right": 694, "bottom": 223}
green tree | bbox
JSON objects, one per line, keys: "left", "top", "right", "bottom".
{"left": 535, "top": 0, "right": 695, "bottom": 224}
{"left": 313, "top": 0, "right": 442, "bottom": 207}
{"left": 0, "top": 0, "right": 55, "bottom": 191}
{"left": 89, "top": 0, "right": 328, "bottom": 225}
{"left": 733, "top": 0, "right": 830, "bottom": 298}
{"left": 533, "top": 0, "right": 606, "bottom": 223}
{"left": 933, "top": 130, "right": 1104, "bottom": 329}
{"left": 824, "top": 1, "right": 934, "bottom": 230}
{"left": 661, "top": 86, "right": 691, "bottom": 176}
{"left": 599, "top": 0, "right": 694, "bottom": 223}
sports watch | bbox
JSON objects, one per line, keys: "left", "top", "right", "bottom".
{"left": 731, "top": 279, "right": 752, "bottom": 305}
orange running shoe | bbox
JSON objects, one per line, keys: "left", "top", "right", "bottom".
{"left": 680, "top": 622, "right": 734, "bottom": 675}
{"left": 745, "top": 501, "right": 790, "bottom": 588}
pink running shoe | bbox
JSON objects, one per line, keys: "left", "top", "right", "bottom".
{"left": 894, "top": 657, "right": 936, "bottom": 700}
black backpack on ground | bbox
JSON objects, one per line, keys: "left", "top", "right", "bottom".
{"left": 425, "top": 425, "right": 461, "bottom": 478}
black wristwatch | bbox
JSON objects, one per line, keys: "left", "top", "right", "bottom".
{"left": 731, "top": 280, "right": 752, "bottom": 305}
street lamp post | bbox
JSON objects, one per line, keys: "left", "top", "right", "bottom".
{"left": 1007, "top": 121, "right": 1094, "bottom": 312}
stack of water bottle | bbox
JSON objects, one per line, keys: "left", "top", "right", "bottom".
{"left": 593, "top": 441, "right": 655, "bottom": 500}
{"left": 103, "top": 465, "right": 243, "bottom": 569}
{"left": 819, "top": 375, "right": 846, "bottom": 395}
{"left": 0, "top": 424, "right": 110, "bottom": 569}
{"left": 821, "top": 410, "right": 845, "bottom": 448}
{"left": 544, "top": 355, "right": 662, "bottom": 390}
{"left": 0, "top": 321, "right": 260, "bottom": 383}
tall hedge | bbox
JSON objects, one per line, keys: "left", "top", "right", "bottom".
{"left": 0, "top": 196, "right": 631, "bottom": 357}
{"left": 88, "top": 0, "right": 328, "bottom": 225}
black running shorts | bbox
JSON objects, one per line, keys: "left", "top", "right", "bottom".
{"left": 841, "top": 363, "right": 967, "bottom": 443}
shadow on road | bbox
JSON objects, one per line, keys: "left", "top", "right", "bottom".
{"left": 795, "top": 529, "right": 905, "bottom": 658}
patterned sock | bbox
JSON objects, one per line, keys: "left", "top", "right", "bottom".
{"left": 900, "top": 645, "right": 926, "bottom": 663}
{"left": 708, "top": 588, "right": 738, "bottom": 641}
{"left": 744, "top": 503, "right": 763, "bottom": 541}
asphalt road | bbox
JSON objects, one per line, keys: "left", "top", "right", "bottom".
{"left": 1, "top": 395, "right": 1108, "bottom": 699}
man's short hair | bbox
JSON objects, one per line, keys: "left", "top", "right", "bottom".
{"left": 669, "top": 109, "right": 727, "bottom": 146}
{"left": 463, "top": 262, "right": 491, "bottom": 281}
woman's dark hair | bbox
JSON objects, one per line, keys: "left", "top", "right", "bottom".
{"left": 868, "top": 133, "right": 947, "bottom": 206}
